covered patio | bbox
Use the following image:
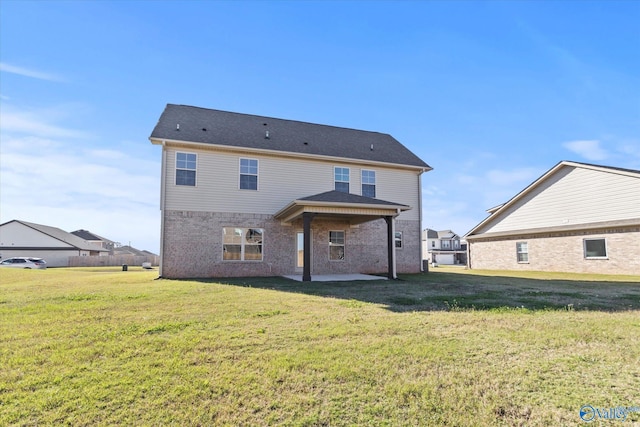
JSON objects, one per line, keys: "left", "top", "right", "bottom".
{"left": 274, "top": 190, "right": 411, "bottom": 282}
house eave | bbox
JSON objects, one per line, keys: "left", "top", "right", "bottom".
{"left": 0, "top": 246, "right": 109, "bottom": 252}
{"left": 274, "top": 200, "right": 411, "bottom": 225}
{"left": 465, "top": 218, "right": 640, "bottom": 241}
{"left": 150, "top": 137, "right": 432, "bottom": 173}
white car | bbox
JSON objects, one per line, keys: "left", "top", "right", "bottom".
{"left": 0, "top": 257, "right": 47, "bottom": 269}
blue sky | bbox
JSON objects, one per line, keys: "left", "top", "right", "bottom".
{"left": 1, "top": 0, "right": 638, "bottom": 253}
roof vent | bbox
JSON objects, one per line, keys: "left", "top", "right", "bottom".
{"left": 176, "top": 124, "right": 180, "bottom": 131}
{"left": 370, "top": 144, "right": 374, "bottom": 151}
{"left": 202, "top": 128, "right": 207, "bottom": 131}
{"left": 265, "top": 130, "right": 270, "bottom": 139}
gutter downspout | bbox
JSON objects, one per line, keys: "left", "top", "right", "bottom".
{"left": 158, "top": 140, "right": 167, "bottom": 277}
{"left": 418, "top": 170, "right": 424, "bottom": 272}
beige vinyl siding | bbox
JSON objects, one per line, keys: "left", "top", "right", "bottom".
{"left": 479, "top": 166, "right": 640, "bottom": 234}
{"left": 0, "top": 222, "right": 73, "bottom": 248}
{"left": 375, "top": 168, "right": 420, "bottom": 220}
{"left": 163, "top": 147, "right": 420, "bottom": 220}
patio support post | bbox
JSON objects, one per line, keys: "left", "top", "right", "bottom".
{"left": 384, "top": 216, "right": 397, "bottom": 279}
{"left": 302, "top": 212, "right": 315, "bottom": 281}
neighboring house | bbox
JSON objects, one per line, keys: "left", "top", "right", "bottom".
{"left": 422, "top": 229, "right": 467, "bottom": 265}
{"left": 71, "top": 230, "right": 158, "bottom": 257}
{"left": 71, "top": 229, "right": 116, "bottom": 253}
{"left": 0, "top": 220, "right": 109, "bottom": 267}
{"left": 150, "top": 104, "right": 431, "bottom": 280}
{"left": 464, "top": 161, "right": 640, "bottom": 275}
{"left": 114, "top": 245, "right": 157, "bottom": 257}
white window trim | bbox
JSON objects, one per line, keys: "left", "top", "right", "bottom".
{"left": 583, "top": 238, "right": 608, "bottom": 260}
{"left": 175, "top": 152, "right": 197, "bottom": 186}
{"left": 516, "top": 241, "right": 529, "bottom": 263}
{"left": 361, "top": 169, "right": 376, "bottom": 198}
{"left": 239, "top": 158, "right": 259, "bottom": 191}
{"left": 395, "top": 231, "right": 403, "bottom": 249}
{"left": 329, "top": 230, "right": 345, "bottom": 261}
{"left": 222, "top": 227, "right": 264, "bottom": 262}
{"left": 334, "top": 166, "right": 350, "bottom": 192}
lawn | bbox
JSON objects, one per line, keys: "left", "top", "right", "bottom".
{"left": 1, "top": 266, "right": 639, "bottom": 426}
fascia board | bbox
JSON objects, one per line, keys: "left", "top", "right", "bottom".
{"left": 150, "top": 137, "right": 431, "bottom": 173}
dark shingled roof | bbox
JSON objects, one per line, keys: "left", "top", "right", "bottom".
{"left": 150, "top": 104, "right": 431, "bottom": 169}
{"left": 71, "top": 229, "right": 97, "bottom": 240}
{"left": 564, "top": 160, "right": 640, "bottom": 175}
{"left": 299, "top": 190, "right": 408, "bottom": 207}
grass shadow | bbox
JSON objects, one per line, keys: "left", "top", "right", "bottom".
{"left": 191, "top": 270, "right": 640, "bottom": 313}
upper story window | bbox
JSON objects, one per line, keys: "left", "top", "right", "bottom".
{"left": 176, "top": 152, "right": 196, "bottom": 186}
{"left": 334, "top": 167, "right": 350, "bottom": 193}
{"left": 454, "top": 240, "right": 460, "bottom": 249}
{"left": 240, "top": 158, "right": 258, "bottom": 190}
{"left": 442, "top": 240, "right": 451, "bottom": 249}
{"left": 584, "top": 238, "right": 607, "bottom": 259}
{"left": 362, "top": 170, "right": 376, "bottom": 198}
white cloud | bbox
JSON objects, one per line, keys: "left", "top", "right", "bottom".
{"left": 422, "top": 184, "right": 446, "bottom": 197}
{"left": 562, "top": 139, "right": 608, "bottom": 161}
{"left": 0, "top": 62, "right": 63, "bottom": 82}
{"left": 618, "top": 140, "right": 640, "bottom": 159}
{"left": 0, "top": 105, "right": 161, "bottom": 252}
{"left": 486, "top": 167, "right": 539, "bottom": 186}
{"left": 1, "top": 105, "right": 91, "bottom": 139}
{"left": 423, "top": 165, "right": 544, "bottom": 237}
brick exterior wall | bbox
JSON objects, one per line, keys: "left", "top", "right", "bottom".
{"left": 468, "top": 226, "right": 640, "bottom": 275}
{"left": 161, "top": 210, "right": 422, "bottom": 278}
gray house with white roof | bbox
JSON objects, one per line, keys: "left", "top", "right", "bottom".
{"left": 150, "top": 104, "right": 431, "bottom": 280}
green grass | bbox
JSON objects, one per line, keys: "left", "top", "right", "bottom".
{"left": 1, "top": 266, "right": 639, "bottom": 426}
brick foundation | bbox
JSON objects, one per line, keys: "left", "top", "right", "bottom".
{"left": 468, "top": 227, "right": 640, "bottom": 275}
{"left": 161, "top": 210, "right": 422, "bottom": 278}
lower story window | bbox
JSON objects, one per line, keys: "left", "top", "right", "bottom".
{"left": 329, "top": 231, "right": 345, "bottom": 261}
{"left": 223, "top": 227, "right": 263, "bottom": 261}
{"left": 516, "top": 241, "right": 529, "bottom": 263}
{"left": 395, "top": 231, "right": 403, "bottom": 249}
{"left": 584, "top": 238, "right": 607, "bottom": 259}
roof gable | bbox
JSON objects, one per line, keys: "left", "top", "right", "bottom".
{"left": 465, "top": 161, "right": 640, "bottom": 238}
{"left": 0, "top": 220, "right": 108, "bottom": 251}
{"left": 150, "top": 104, "right": 431, "bottom": 170}
{"left": 437, "top": 230, "right": 459, "bottom": 239}
{"left": 71, "top": 229, "right": 113, "bottom": 243}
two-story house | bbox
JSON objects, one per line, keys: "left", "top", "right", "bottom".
{"left": 422, "top": 229, "right": 467, "bottom": 265}
{"left": 150, "top": 104, "right": 431, "bottom": 280}
{"left": 71, "top": 229, "right": 116, "bottom": 254}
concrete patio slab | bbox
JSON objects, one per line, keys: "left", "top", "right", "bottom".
{"left": 283, "top": 274, "right": 387, "bottom": 282}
